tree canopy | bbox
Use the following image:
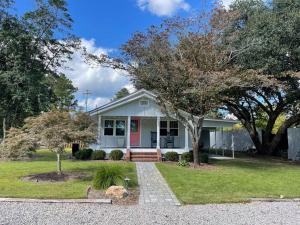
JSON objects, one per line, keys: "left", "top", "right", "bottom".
{"left": 0, "top": 0, "right": 79, "bottom": 138}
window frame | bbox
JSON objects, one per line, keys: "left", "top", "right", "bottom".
{"left": 115, "top": 120, "right": 126, "bottom": 136}
{"left": 104, "top": 120, "right": 114, "bottom": 136}
{"left": 160, "top": 120, "right": 179, "bottom": 137}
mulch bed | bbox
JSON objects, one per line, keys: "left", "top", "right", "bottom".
{"left": 163, "top": 161, "right": 218, "bottom": 170}
{"left": 87, "top": 187, "right": 139, "bottom": 205}
{"left": 21, "top": 172, "right": 90, "bottom": 183}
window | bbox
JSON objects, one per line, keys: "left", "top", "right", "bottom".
{"left": 139, "top": 100, "right": 149, "bottom": 106}
{"left": 131, "top": 120, "right": 139, "bottom": 132}
{"left": 169, "top": 121, "right": 178, "bottom": 136}
{"left": 116, "top": 120, "right": 125, "bottom": 136}
{"left": 160, "top": 121, "right": 168, "bottom": 136}
{"left": 104, "top": 120, "right": 114, "bottom": 136}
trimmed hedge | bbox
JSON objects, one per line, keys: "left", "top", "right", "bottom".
{"left": 91, "top": 150, "right": 106, "bottom": 160}
{"left": 164, "top": 151, "right": 179, "bottom": 162}
{"left": 109, "top": 149, "right": 124, "bottom": 160}
{"left": 74, "top": 148, "right": 93, "bottom": 160}
{"left": 201, "top": 153, "right": 209, "bottom": 163}
{"left": 181, "top": 151, "right": 193, "bottom": 162}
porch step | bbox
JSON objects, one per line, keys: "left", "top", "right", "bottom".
{"left": 130, "top": 152, "right": 158, "bottom": 162}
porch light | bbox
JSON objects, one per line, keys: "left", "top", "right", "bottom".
{"left": 124, "top": 176, "right": 131, "bottom": 189}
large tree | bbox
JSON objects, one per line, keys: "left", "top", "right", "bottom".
{"left": 117, "top": 8, "right": 242, "bottom": 165}
{"left": 222, "top": 0, "right": 300, "bottom": 155}
{"left": 0, "top": 0, "right": 79, "bottom": 140}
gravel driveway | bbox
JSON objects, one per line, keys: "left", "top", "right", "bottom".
{"left": 0, "top": 201, "right": 300, "bottom": 225}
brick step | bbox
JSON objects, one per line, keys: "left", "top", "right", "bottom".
{"left": 131, "top": 158, "right": 158, "bottom": 162}
{"left": 131, "top": 152, "right": 157, "bottom": 155}
{"left": 131, "top": 153, "right": 157, "bottom": 157}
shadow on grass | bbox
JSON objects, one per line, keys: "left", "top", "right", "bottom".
{"left": 211, "top": 157, "right": 300, "bottom": 171}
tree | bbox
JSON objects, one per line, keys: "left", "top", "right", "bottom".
{"left": 222, "top": 0, "right": 300, "bottom": 154}
{"left": 118, "top": 7, "right": 240, "bottom": 165}
{"left": 0, "top": 0, "right": 79, "bottom": 139}
{"left": 112, "top": 88, "right": 130, "bottom": 100}
{"left": 1, "top": 111, "right": 96, "bottom": 174}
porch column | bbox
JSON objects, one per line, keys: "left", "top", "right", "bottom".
{"left": 185, "top": 126, "right": 189, "bottom": 151}
{"left": 231, "top": 130, "right": 235, "bottom": 159}
{"left": 156, "top": 116, "right": 160, "bottom": 149}
{"left": 97, "top": 114, "right": 101, "bottom": 145}
{"left": 127, "top": 116, "right": 131, "bottom": 149}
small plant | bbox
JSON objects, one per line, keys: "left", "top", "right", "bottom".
{"left": 164, "top": 151, "right": 179, "bottom": 161}
{"left": 181, "top": 151, "right": 193, "bottom": 162}
{"left": 91, "top": 150, "right": 106, "bottom": 160}
{"left": 201, "top": 153, "right": 209, "bottom": 163}
{"left": 93, "top": 166, "right": 124, "bottom": 190}
{"left": 109, "top": 149, "right": 124, "bottom": 160}
{"left": 74, "top": 148, "right": 93, "bottom": 160}
{"left": 178, "top": 160, "right": 189, "bottom": 167}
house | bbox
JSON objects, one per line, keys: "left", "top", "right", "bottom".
{"left": 89, "top": 89, "right": 238, "bottom": 161}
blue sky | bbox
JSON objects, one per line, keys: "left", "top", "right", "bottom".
{"left": 15, "top": 0, "right": 233, "bottom": 110}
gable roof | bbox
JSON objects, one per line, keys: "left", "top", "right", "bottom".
{"left": 89, "top": 89, "right": 156, "bottom": 116}
{"left": 89, "top": 89, "right": 238, "bottom": 125}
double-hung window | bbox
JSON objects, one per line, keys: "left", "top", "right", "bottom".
{"left": 104, "top": 120, "right": 114, "bottom": 136}
{"left": 116, "top": 120, "right": 125, "bottom": 136}
{"left": 160, "top": 121, "right": 179, "bottom": 136}
{"left": 169, "top": 121, "right": 178, "bottom": 136}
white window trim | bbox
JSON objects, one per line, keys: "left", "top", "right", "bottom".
{"left": 160, "top": 120, "right": 179, "bottom": 137}
{"left": 104, "top": 119, "right": 126, "bottom": 137}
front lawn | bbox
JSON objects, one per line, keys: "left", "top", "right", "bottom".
{"left": 156, "top": 158, "right": 300, "bottom": 204}
{"left": 0, "top": 150, "right": 137, "bottom": 199}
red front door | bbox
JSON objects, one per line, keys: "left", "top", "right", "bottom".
{"left": 130, "top": 118, "right": 140, "bottom": 146}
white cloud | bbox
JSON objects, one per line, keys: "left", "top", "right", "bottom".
{"left": 222, "top": 0, "right": 234, "bottom": 9}
{"left": 61, "top": 38, "right": 132, "bottom": 110}
{"left": 137, "top": 0, "right": 190, "bottom": 16}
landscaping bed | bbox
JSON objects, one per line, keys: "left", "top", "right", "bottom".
{"left": 0, "top": 150, "right": 138, "bottom": 200}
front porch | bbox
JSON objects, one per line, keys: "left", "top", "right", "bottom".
{"left": 96, "top": 116, "right": 191, "bottom": 151}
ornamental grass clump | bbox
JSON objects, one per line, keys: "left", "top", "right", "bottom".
{"left": 93, "top": 166, "right": 124, "bottom": 190}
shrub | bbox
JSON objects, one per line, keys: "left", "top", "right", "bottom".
{"left": 181, "top": 151, "right": 193, "bottom": 162}
{"left": 178, "top": 160, "right": 189, "bottom": 167}
{"left": 164, "top": 151, "right": 179, "bottom": 161}
{"left": 91, "top": 150, "right": 106, "bottom": 160}
{"left": 109, "top": 149, "right": 124, "bottom": 160}
{"left": 74, "top": 148, "right": 93, "bottom": 160}
{"left": 200, "top": 153, "right": 209, "bottom": 163}
{"left": 93, "top": 166, "right": 124, "bottom": 190}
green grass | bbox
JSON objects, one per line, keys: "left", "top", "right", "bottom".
{"left": 0, "top": 150, "right": 137, "bottom": 199}
{"left": 156, "top": 158, "right": 300, "bottom": 204}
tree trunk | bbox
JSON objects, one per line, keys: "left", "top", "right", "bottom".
{"left": 241, "top": 120, "right": 264, "bottom": 154}
{"left": 268, "top": 113, "right": 300, "bottom": 154}
{"left": 2, "top": 118, "right": 6, "bottom": 144}
{"left": 190, "top": 117, "right": 204, "bottom": 166}
{"left": 57, "top": 153, "right": 62, "bottom": 175}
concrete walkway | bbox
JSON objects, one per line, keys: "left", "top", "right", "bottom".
{"left": 136, "top": 162, "right": 180, "bottom": 206}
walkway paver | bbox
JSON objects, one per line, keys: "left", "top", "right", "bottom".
{"left": 136, "top": 162, "right": 180, "bottom": 206}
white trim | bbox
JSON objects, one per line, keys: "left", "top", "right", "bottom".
{"left": 90, "top": 89, "right": 156, "bottom": 115}
{"left": 184, "top": 127, "right": 189, "bottom": 151}
{"left": 97, "top": 115, "right": 102, "bottom": 144}
{"left": 157, "top": 116, "right": 160, "bottom": 149}
{"left": 160, "top": 120, "right": 179, "bottom": 137}
{"left": 103, "top": 119, "right": 126, "bottom": 137}
{"left": 127, "top": 116, "right": 131, "bottom": 149}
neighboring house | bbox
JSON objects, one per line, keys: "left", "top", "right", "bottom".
{"left": 89, "top": 89, "right": 237, "bottom": 161}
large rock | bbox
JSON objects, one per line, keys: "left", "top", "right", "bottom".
{"left": 105, "top": 186, "right": 128, "bottom": 199}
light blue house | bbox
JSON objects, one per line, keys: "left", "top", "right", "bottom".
{"left": 89, "top": 89, "right": 237, "bottom": 161}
